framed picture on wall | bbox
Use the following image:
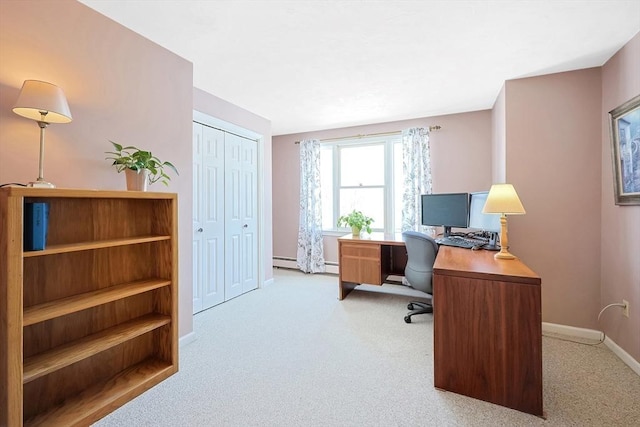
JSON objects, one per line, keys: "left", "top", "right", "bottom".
{"left": 609, "top": 94, "right": 640, "bottom": 205}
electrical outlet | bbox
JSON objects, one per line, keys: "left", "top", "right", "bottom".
{"left": 622, "top": 300, "right": 629, "bottom": 318}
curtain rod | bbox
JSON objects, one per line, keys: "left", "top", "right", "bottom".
{"left": 294, "top": 125, "right": 441, "bottom": 144}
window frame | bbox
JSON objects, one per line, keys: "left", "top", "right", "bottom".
{"left": 320, "top": 134, "right": 403, "bottom": 235}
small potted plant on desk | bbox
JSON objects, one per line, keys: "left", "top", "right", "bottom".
{"left": 105, "top": 140, "right": 178, "bottom": 191}
{"left": 337, "top": 210, "right": 374, "bottom": 236}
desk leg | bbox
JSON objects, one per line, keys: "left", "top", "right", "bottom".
{"left": 339, "top": 280, "right": 358, "bottom": 300}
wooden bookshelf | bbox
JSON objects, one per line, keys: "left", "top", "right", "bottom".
{"left": 0, "top": 187, "right": 179, "bottom": 426}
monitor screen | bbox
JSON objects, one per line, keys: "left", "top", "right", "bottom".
{"left": 468, "top": 191, "right": 501, "bottom": 233}
{"left": 421, "top": 193, "right": 469, "bottom": 237}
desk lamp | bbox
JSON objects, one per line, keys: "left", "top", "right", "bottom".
{"left": 13, "top": 80, "right": 72, "bottom": 188}
{"left": 482, "top": 183, "right": 526, "bottom": 260}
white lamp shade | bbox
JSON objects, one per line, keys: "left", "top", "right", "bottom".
{"left": 13, "top": 80, "right": 72, "bottom": 123}
{"left": 483, "top": 183, "right": 526, "bottom": 215}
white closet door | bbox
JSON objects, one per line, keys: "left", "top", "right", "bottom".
{"left": 193, "top": 123, "right": 225, "bottom": 313}
{"left": 224, "top": 133, "right": 258, "bottom": 299}
{"left": 224, "top": 133, "right": 244, "bottom": 300}
{"left": 240, "top": 136, "right": 258, "bottom": 293}
{"left": 193, "top": 123, "right": 203, "bottom": 313}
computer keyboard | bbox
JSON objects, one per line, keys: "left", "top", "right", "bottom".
{"left": 436, "top": 236, "right": 486, "bottom": 249}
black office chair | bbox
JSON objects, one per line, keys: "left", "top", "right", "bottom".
{"left": 402, "top": 231, "right": 439, "bottom": 323}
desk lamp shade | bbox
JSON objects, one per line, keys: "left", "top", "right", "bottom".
{"left": 482, "top": 184, "right": 526, "bottom": 260}
{"left": 12, "top": 80, "right": 72, "bottom": 188}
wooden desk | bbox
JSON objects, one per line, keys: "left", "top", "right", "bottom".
{"left": 433, "top": 246, "right": 542, "bottom": 416}
{"left": 337, "top": 235, "right": 543, "bottom": 416}
{"left": 337, "top": 233, "right": 407, "bottom": 300}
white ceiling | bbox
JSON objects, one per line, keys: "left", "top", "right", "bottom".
{"left": 79, "top": 0, "right": 640, "bottom": 136}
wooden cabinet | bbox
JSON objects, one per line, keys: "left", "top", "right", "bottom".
{"left": 337, "top": 233, "right": 407, "bottom": 300}
{"left": 339, "top": 242, "right": 383, "bottom": 285}
{"left": 433, "top": 246, "right": 542, "bottom": 416}
{"left": 0, "top": 188, "right": 178, "bottom": 426}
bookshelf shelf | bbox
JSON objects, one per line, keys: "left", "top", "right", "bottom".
{"left": 23, "top": 314, "right": 171, "bottom": 383}
{"left": 24, "top": 358, "right": 174, "bottom": 427}
{"left": 23, "top": 278, "right": 171, "bottom": 326}
{"left": 0, "top": 187, "right": 179, "bottom": 426}
{"left": 23, "top": 235, "right": 171, "bottom": 257}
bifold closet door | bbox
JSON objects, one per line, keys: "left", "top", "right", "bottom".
{"left": 193, "top": 123, "right": 225, "bottom": 314}
{"left": 224, "top": 132, "right": 258, "bottom": 300}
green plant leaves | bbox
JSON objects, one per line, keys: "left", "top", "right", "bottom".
{"left": 337, "top": 210, "right": 374, "bottom": 234}
{"left": 104, "top": 140, "right": 179, "bottom": 186}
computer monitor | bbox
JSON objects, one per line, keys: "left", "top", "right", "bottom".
{"left": 421, "top": 193, "right": 469, "bottom": 238}
{"left": 469, "top": 191, "right": 501, "bottom": 249}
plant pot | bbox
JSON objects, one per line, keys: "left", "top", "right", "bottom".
{"left": 351, "top": 226, "right": 361, "bottom": 236}
{"left": 125, "top": 168, "right": 149, "bottom": 191}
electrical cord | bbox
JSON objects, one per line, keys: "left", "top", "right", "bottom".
{"left": 597, "top": 302, "right": 627, "bottom": 321}
{"left": 543, "top": 331, "right": 605, "bottom": 346}
{"left": 0, "top": 183, "right": 27, "bottom": 187}
{"left": 543, "top": 302, "right": 626, "bottom": 347}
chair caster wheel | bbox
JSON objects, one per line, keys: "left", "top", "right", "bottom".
{"left": 407, "top": 303, "right": 414, "bottom": 310}
{"left": 404, "top": 315, "right": 411, "bottom": 323}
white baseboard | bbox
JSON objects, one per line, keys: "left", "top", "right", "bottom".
{"left": 273, "top": 257, "right": 339, "bottom": 275}
{"left": 542, "top": 322, "right": 640, "bottom": 376}
{"left": 324, "top": 264, "right": 339, "bottom": 275}
{"left": 542, "top": 322, "right": 603, "bottom": 341}
{"left": 263, "top": 277, "right": 275, "bottom": 287}
{"left": 604, "top": 334, "right": 640, "bottom": 377}
{"left": 179, "top": 332, "right": 197, "bottom": 348}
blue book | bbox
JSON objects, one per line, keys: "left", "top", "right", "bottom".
{"left": 24, "top": 202, "right": 49, "bottom": 251}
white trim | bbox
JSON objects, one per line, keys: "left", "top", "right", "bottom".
{"left": 542, "top": 322, "right": 640, "bottom": 376}
{"left": 273, "top": 257, "right": 339, "bottom": 275}
{"left": 193, "top": 110, "right": 261, "bottom": 140}
{"left": 273, "top": 257, "right": 297, "bottom": 270}
{"left": 604, "top": 335, "right": 640, "bottom": 377}
{"left": 542, "top": 322, "right": 603, "bottom": 341}
{"left": 192, "top": 109, "right": 265, "bottom": 299}
{"left": 179, "top": 332, "right": 197, "bottom": 348}
{"left": 263, "top": 277, "right": 275, "bottom": 287}
{"left": 321, "top": 135, "right": 403, "bottom": 234}
{"left": 324, "top": 264, "right": 339, "bottom": 275}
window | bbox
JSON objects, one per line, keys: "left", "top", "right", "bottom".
{"left": 320, "top": 135, "right": 404, "bottom": 233}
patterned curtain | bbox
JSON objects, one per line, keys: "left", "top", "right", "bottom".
{"left": 402, "top": 127, "right": 434, "bottom": 233}
{"left": 296, "top": 139, "right": 326, "bottom": 273}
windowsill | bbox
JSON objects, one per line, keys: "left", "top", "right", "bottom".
{"left": 322, "top": 230, "right": 350, "bottom": 237}
{"left": 322, "top": 230, "right": 390, "bottom": 237}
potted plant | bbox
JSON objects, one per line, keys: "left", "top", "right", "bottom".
{"left": 337, "top": 210, "right": 374, "bottom": 235}
{"left": 105, "top": 140, "right": 178, "bottom": 191}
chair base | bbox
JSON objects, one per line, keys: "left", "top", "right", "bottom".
{"left": 404, "top": 301, "right": 433, "bottom": 323}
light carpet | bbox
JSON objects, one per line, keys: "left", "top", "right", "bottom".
{"left": 95, "top": 268, "right": 640, "bottom": 426}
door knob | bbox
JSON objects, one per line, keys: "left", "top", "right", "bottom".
{"left": 197, "top": 228, "right": 203, "bottom": 232}
{"left": 243, "top": 224, "right": 248, "bottom": 228}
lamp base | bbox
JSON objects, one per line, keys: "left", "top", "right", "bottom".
{"left": 28, "top": 180, "right": 55, "bottom": 188}
{"left": 494, "top": 250, "right": 516, "bottom": 260}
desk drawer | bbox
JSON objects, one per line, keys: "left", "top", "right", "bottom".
{"left": 340, "top": 244, "right": 380, "bottom": 259}
{"left": 341, "top": 258, "right": 381, "bottom": 285}
{"left": 340, "top": 243, "right": 382, "bottom": 285}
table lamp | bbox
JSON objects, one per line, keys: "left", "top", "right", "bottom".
{"left": 482, "top": 183, "right": 526, "bottom": 260}
{"left": 13, "top": 80, "right": 72, "bottom": 188}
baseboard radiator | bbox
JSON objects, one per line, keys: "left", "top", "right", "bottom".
{"left": 273, "top": 256, "right": 339, "bottom": 274}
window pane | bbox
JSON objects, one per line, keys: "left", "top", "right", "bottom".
{"left": 320, "top": 148, "right": 333, "bottom": 230}
{"left": 339, "top": 188, "right": 384, "bottom": 230}
{"left": 340, "top": 145, "right": 384, "bottom": 186}
{"left": 394, "top": 142, "right": 403, "bottom": 232}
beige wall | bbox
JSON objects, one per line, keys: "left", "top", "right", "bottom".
{"left": 491, "top": 86, "right": 506, "bottom": 183}
{"left": 503, "top": 68, "right": 603, "bottom": 330}
{"left": 0, "top": 2, "right": 275, "bottom": 338}
{"left": 273, "top": 36, "right": 639, "bottom": 363}
{"left": 601, "top": 33, "right": 640, "bottom": 361}
{"left": 272, "top": 110, "right": 492, "bottom": 263}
